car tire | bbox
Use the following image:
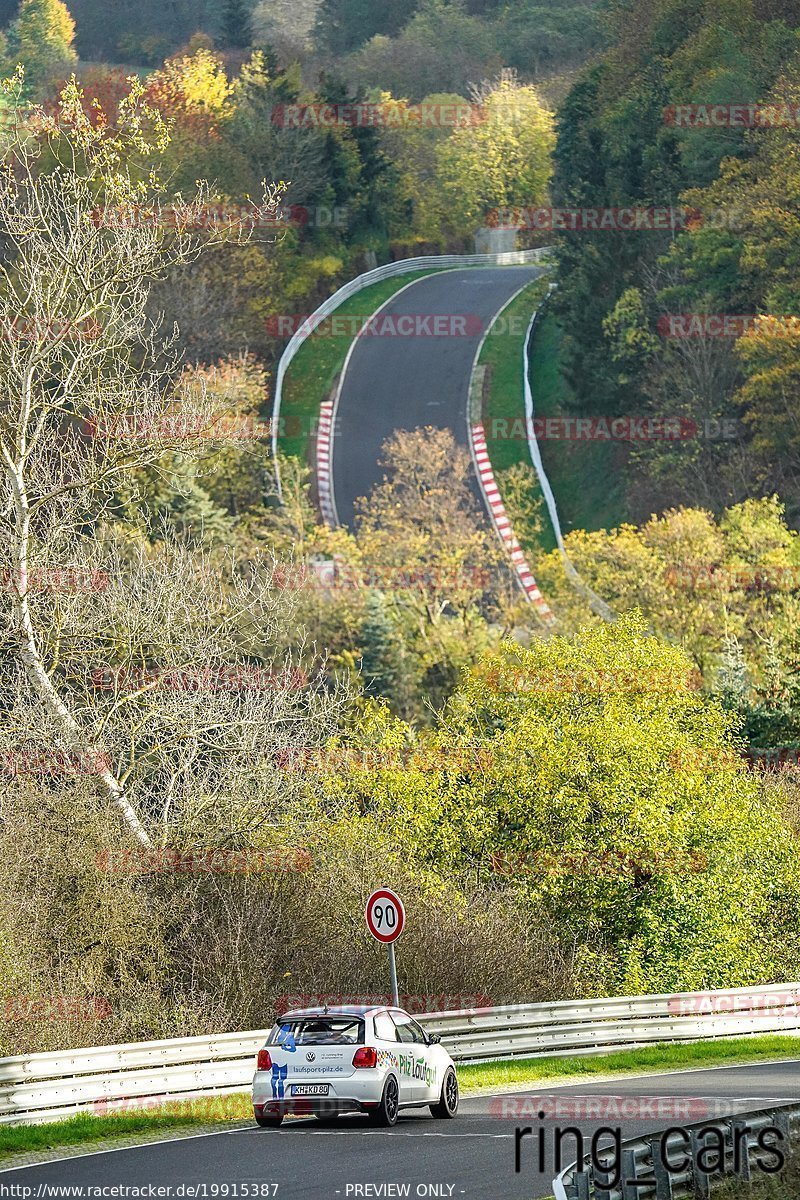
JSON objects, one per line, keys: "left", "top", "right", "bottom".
{"left": 429, "top": 1068, "right": 459, "bottom": 1118}
{"left": 368, "top": 1075, "right": 399, "bottom": 1127}
{"left": 254, "top": 1112, "right": 284, "bottom": 1128}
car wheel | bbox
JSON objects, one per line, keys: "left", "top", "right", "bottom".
{"left": 368, "top": 1075, "right": 399, "bottom": 1127}
{"left": 430, "top": 1068, "right": 459, "bottom": 1118}
{"left": 254, "top": 1112, "right": 283, "bottom": 1128}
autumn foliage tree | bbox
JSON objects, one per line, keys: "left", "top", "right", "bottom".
{"left": 4, "top": 0, "right": 76, "bottom": 97}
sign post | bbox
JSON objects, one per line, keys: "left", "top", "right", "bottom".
{"left": 365, "top": 887, "right": 405, "bottom": 1007}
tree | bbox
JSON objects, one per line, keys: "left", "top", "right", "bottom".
{"left": 0, "top": 73, "right": 284, "bottom": 846}
{"left": 359, "top": 593, "right": 410, "bottom": 710}
{"left": 347, "top": 0, "right": 499, "bottom": 102}
{"left": 314, "top": 0, "right": 416, "bottom": 56}
{"left": 434, "top": 71, "right": 555, "bottom": 235}
{"left": 349, "top": 614, "right": 800, "bottom": 993}
{"left": 218, "top": 0, "right": 253, "bottom": 49}
{"left": 4, "top": 0, "right": 76, "bottom": 96}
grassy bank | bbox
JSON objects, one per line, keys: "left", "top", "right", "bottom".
{"left": 715, "top": 1150, "right": 799, "bottom": 1199}
{"left": 479, "top": 276, "right": 555, "bottom": 551}
{"left": 278, "top": 269, "right": 441, "bottom": 462}
{"left": 529, "top": 309, "right": 627, "bottom": 533}
{"left": 3, "top": 1035, "right": 798, "bottom": 1164}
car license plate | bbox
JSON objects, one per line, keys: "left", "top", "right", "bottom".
{"left": 291, "top": 1084, "right": 329, "bottom": 1096}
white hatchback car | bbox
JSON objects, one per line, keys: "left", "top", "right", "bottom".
{"left": 252, "top": 1005, "right": 459, "bottom": 1127}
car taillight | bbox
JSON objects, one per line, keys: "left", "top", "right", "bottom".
{"left": 257, "top": 1049, "right": 272, "bottom": 1071}
{"left": 353, "top": 1046, "right": 378, "bottom": 1068}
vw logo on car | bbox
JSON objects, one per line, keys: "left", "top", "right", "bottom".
{"left": 252, "top": 1004, "right": 459, "bottom": 1128}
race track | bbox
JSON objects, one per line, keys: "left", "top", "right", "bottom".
{"left": 4, "top": 1060, "right": 799, "bottom": 1199}
{"left": 331, "top": 266, "right": 542, "bottom": 528}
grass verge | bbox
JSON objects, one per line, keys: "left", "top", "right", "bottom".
{"left": 278, "top": 269, "right": 441, "bottom": 462}
{"left": 715, "top": 1149, "right": 799, "bottom": 1199}
{"left": 2, "top": 1036, "right": 798, "bottom": 1163}
{"left": 530, "top": 309, "right": 627, "bottom": 534}
{"left": 479, "top": 276, "right": 555, "bottom": 554}
{"left": 456, "top": 1034, "right": 800, "bottom": 1094}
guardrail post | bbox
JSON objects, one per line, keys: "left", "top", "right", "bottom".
{"left": 773, "top": 1106, "right": 791, "bottom": 1140}
{"left": 730, "top": 1120, "right": 751, "bottom": 1180}
{"left": 650, "top": 1136, "right": 674, "bottom": 1197}
{"left": 593, "top": 1153, "right": 616, "bottom": 1200}
{"left": 689, "top": 1130, "right": 711, "bottom": 1197}
{"left": 574, "top": 1168, "right": 590, "bottom": 1199}
{"left": 621, "top": 1147, "right": 644, "bottom": 1199}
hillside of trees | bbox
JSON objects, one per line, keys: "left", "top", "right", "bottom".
{"left": 0, "top": 0, "right": 799, "bottom": 1059}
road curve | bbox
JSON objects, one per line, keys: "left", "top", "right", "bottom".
{"left": 3, "top": 1061, "right": 798, "bottom": 1198}
{"left": 331, "top": 266, "right": 542, "bottom": 529}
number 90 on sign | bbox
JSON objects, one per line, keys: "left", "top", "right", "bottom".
{"left": 365, "top": 888, "right": 405, "bottom": 944}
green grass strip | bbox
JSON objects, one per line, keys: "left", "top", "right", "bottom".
{"left": 479, "top": 277, "right": 556, "bottom": 551}
{"left": 278, "top": 270, "right": 441, "bottom": 462}
{"left": 2, "top": 1036, "right": 797, "bottom": 1162}
{"left": 456, "top": 1034, "right": 800, "bottom": 1093}
{"left": 529, "top": 310, "right": 628, "bottom": 533}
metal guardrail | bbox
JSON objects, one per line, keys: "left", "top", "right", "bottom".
{"left": 1, "top": 982, "right": 798, "bottom": 1126}
{"left": 553, "top": 1102, "right": 800, "bottom": 1198}
{"left": 522, "top": 289, "right": 614, "bottom": 622}
{"left": 269, "top": 247, "right": 552, "bottom": 499}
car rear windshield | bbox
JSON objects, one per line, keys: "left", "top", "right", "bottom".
{"left": 268, "top": 1016, "right": 365, "bottom": 1045}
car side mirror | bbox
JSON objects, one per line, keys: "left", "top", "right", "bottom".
{"left": 427, "top": 1033, "right": 441, "bottom": 1045}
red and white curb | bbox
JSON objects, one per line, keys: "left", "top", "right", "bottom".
{"left": 316, "top": 399, "right": 335, "bottom": 525}
{"left": 471, "top": 422, "right": 557, "bottom": 626}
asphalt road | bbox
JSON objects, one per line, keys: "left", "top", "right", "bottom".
{"left": 331, "top": 266, "right": 542, "bottom": 529}
{"left": 4, "top": 1061, "right": 799, "bottom": 1199}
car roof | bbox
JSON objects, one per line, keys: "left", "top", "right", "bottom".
{"left": 277, "top": 1005, "right": 402, "bottom": 1019}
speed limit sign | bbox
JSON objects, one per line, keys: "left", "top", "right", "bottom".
{"left": 365, "top": 888, "right": 405, "bottom": 944}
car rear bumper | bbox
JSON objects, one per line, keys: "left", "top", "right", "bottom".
{"left": 254, "top": 1098, "right": 376, "bottom": 1117}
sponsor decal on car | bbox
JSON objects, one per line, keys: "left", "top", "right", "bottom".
{"left": 377, "top": 1049, "right": 399, "bottom": 1068}
{"left": 271, "top": 1063, "right": 288, "bottom": 1099}
{"left": 399, "top": 1053, "right": 437, "bottom": 1088}
{"left": 289, "top": 1064, "right": 348, "bottom": 1074}
{"left": 275, "top": 1025, "right": 297, "bottom": 1051}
